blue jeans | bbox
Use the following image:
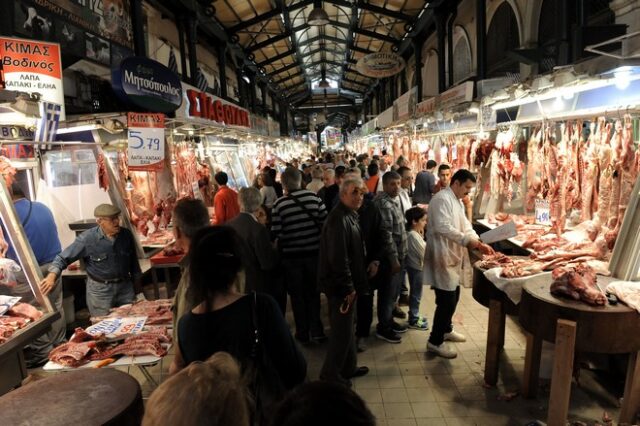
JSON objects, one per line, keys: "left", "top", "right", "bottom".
{"left": 86, "top": 278, "right": 135, "bottom": 316}
{"left": 406, "top": 267, "right": 424, "bottom": 321}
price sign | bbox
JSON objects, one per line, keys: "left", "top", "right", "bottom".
{"left": 86, "top": 316, "right": 147, "bottom": 338}
{"left": 535, "top": 199, "right": 551, "bottom": 225}
{"left": 127, "top": 113, "right": 165, "bottom": 172}
{"left": 192, "top": 181, "right": 203, "bottom": 200}
{"left": 0, "top": 295, "right": 21, "bottom": 316}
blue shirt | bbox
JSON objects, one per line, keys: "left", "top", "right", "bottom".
{"left": 6, "top": 199, "right": 61, "bottom": 265}
{"left": 49, "top": 226, "right": 141, "bottom": 281}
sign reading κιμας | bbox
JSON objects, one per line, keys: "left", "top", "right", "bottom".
{"left": 127, "top": 113, "right": 165, "bottom": 172}
{"left": 356, "top": 52, "right": 405, "bottom": 78}
{"left": 0, "top": 37, "right": 65, "bottom": 119}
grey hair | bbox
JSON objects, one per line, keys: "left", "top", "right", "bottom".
{"left": 173, "top": 199, "right": 210, "bottom": 240}
{"left": 312, "top": 167, "right": 324, "bottom": 179}
{"left": 281, "top": 167, "right": 302, "bottom": 191}
{"left": 238, "top": 187, "right": 262, "bottom": 213}
{"left": 323, "top": 169, "right": 335, "bottom": 178}
{"left": 340, "top": 177, "right": 364, "bottom": 195}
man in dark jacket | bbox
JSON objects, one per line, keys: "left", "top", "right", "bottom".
{"left": 226, "top": 187, "right": 279, "bottom": 295}
{"left": 319, "top": 176, "right": 369, "bottom": 386}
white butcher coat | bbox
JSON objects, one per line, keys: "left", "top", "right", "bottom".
{"left": 424, "top": 187, "right": 479, "bottom": 291}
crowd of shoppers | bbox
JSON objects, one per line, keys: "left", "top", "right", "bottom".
{"left": 143, "top": 152, "right": 488, "bottom": 424}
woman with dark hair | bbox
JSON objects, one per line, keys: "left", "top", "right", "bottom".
{"left": 170, "top": 227, "right": 306, "bottom": 420}
{"left": 260, "top": 172, "right": 278, "bottom": 209}
{"left": 270, "top": 381, "right": 375, "bottom": 426}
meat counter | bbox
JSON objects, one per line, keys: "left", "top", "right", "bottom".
{"left": 0, "top": 176, "right": 59, "bottom": 395}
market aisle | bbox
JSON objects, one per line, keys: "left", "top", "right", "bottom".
{"left": 298, "top": 286, "right": 622, "bottom": 426}
{"left": 86, "top": 285, "right": 622, "bottom": 425}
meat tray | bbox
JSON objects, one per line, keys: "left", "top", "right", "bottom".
{"left": 42, "top": 344, "right": 171, "bottom": 371}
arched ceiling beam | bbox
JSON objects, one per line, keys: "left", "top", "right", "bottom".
{"left": 247, "top": 31, "right": 291, "bottom": 52}
{"left": 273, "top": 70, "right": 305, "bottom": 85}
{"left": 293, "top": 21, "right": 399, "bottom": 43}
{"left": 227, "top": 0, "right": 315, "bottom": 34}
{"left": 256, "top": 49, "right": 297, "bottom": 67}
{"left": 267, "top": 61, "right": 301, "bottom": 76}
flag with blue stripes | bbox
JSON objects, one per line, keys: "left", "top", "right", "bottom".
{"left": 34, "top": 102, "right": 61, "bottom": 148}
{"left": 196, "top": 67, "right": 209, "bottom": 92}
{"left": 168, "top": 47, "right": 178, "bottom": 74}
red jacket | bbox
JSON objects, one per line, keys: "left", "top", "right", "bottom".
{"left": 213, "top": 186, "right": 240, "bottom": 225}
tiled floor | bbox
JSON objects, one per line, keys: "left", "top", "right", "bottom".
{"left": 296, "top": 286, "right": 624, "bottom": 426}
{"left": 35, "top": 285, "right": 627, "bottom": 425}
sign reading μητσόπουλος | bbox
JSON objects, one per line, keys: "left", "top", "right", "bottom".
{"left": 113, "top": 57, "right": 182, "bottom": 113}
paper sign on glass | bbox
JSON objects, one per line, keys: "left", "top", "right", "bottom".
{"left": 127, "top": 113, "right": 165, "bottom": 172}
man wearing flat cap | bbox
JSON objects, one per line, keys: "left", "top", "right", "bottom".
{"left": 40, "top": 203, "right": 142, "bottom": 316}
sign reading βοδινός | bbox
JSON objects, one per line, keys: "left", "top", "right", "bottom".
{"left": 0, "top": 37, "right": 65, "bottom": 119}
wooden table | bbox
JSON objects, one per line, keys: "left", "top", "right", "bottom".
{"left": 519, "top": 279, "right": 640, "bottom": 426}
{"left": 0, "top": 368, "right": 143, "bottom": 425}
{"left": 472, "top": 264, "right": 520, "bottom": 386}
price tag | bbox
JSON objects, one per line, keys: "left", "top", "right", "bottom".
{"left": 192, "top": 181, "right": 203, "bottom": 200}
{"left": 127, "top": 113, "right": 165, "bottom": 172}
{"left": 535, "top": 199, "right": 551, "bottom": 225}
{"left": 85, "top": 316, "right": 147, "bottom": 338}
{"left": 0, "top": 295, "right": 21, "bottom": 316}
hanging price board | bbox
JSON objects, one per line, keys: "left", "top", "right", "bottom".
{"left": 127, "top": 113, "right": 165, "bottom": 171}
{"left": 192, "top": 181, "right": 203, "bottom": 200}
{"left": 535, "top": 199, "right": 551, "bottom": 225}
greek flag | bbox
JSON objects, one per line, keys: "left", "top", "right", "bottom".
{"left": 196, "top": 67, "right": 209, "bottom": 92}
{"left": 168, "top": 47, "right": 178, "bottom": 74}
{"left": 34, "top": 102, "right": 61, "bottom": 148}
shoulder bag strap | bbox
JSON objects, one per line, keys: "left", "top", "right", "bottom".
{"left": 288, "top": 192, "right": 323, "bottom": 232}
{"left": 21, "top": 201, "right": 33, "bottom": 228}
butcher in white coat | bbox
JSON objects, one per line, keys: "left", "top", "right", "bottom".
{"left": 424, "top": 169, "right": 494, "bottom": 358}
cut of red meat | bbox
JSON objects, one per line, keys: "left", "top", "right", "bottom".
{"left": 8, "top": 303, "right": 43, "bottom": 321}
{"left": 550, "top": 263, "right": 606, "bottom": 306}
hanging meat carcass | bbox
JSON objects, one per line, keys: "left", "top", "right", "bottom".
{"left": 580, "top": 120, "right": 601, "bottom": 221}
{"left": 97, "top": 153, "right": 109, "bottom": 191}
{"left": 595, "top": 122, "right": 613, "bottom": 226}
{"left": 549, "top": 124, "right": 570, "bottom": 236}
{"left": 525, "top": 128, "right": 543, "bottom": 211}
{"left": 607, "top": 120, "right": 624, "bottom": 228}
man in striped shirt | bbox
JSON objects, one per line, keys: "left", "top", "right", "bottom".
{"left": 272, "top": 167, "right": 328, "bottom": 344}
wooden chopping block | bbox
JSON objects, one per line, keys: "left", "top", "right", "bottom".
{"left": 0, "top": 369, "right": 143, "bottom": 425}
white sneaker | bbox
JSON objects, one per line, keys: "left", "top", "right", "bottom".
{"left": 427, "top": 342, "right": 457, "bottom": 359}
{"left": 443, "top": 330, "right": 466, "bottom": 342}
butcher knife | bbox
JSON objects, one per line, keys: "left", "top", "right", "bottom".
{"left": 480, "top": 221, "right": 517, "bottom": 244}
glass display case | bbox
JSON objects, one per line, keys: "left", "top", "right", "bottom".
{"left": 609, "top": 174, "right": 640, "bottom": 280}
{"left": 206, "top": 146, "right": 249, "bottom": 190}
{"left": 0, "top": 174, "right": 59, "bottom": 394}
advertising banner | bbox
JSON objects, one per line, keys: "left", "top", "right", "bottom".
{"left": 177, "top": 82, "right": 251, "bottom": 129}
{"left": 0, "top": 37, "right": 65, "bottom": 119}
{"left": 393, "top": 86, "right": 417, "bottom": 122}
{"left": 127, "top": 112, "right": 165, "bottom": 172}
{"left": 14, "top": 0, "right": 133, "bottom": 49}
{"left": 112, "top": 57, "right": 182, "bottom": 113}
{"left": 356, "top": 52, "right": 405, "bottom": 78}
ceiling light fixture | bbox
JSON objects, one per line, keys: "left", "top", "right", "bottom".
{"left": 308, "top": 0, "right": 329, "bottom": 26}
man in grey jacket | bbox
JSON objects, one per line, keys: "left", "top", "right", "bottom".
{"left": 373, "top": 171, "right": 408, "bottom": 343}
{"left": 319, "top": 176, "right": 369, "bottom": 386}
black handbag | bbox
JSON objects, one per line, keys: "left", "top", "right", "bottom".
{"left": 248, "top": 292, "right": 286, "bottom": 425}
